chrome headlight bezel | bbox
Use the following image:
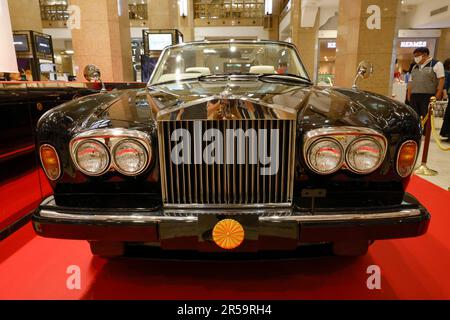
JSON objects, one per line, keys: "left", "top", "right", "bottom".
{"left": 303, "top": 127, "right": 388, "bottom": 175}
{"left": 112, "top": 138, "right": 151, "bottom": 176}
{"left": 345, "top": 137, "right": 384, "bottom": 174}
{"left": 70, "top": 129, "right": 152, "bottom": 177}
{"left": 73, "top": 139, "right": 111, "bottom": 176}
{"left": 306, "top": 137, "right": 345, "bottom": 175}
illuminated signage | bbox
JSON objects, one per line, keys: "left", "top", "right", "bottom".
{"left": 400, "top": 41, "right": 427, "bottom": 48}
{"left": 35, "top": 35, "right": 52, "bottom": 55}
{"left": 327, "top": 42, "right": 336, "bottom": 49}
{"left": 131, "top": 40, "right": 144, "bottom": 63}
{"left": 148, "top": 33, "right": 173, "bottom": 51}
{"left": 13, "top": 35, "right": 29, "bottom": 52}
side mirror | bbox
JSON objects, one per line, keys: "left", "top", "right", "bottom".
{"left": 352, "top": 61, "right": 374, "bottom": 89}
{"left": 83, "top": 64, "right": 107, "bottom": 93}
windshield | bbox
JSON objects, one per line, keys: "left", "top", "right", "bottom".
{"left": 149, "top": 42, "right": 310, "bottom": 85}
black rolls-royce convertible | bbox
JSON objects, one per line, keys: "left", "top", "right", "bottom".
{"left": 32, "top": 41, "right": 430, "bottom": 257}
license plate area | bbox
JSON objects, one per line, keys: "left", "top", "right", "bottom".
{"left": 198, "top": 214, "right": 259, "bottom": 252}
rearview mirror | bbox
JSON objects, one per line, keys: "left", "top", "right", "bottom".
{"left": 352, "top": 61, "right": 374, "bottom": 89}
{"left": 83, "top": 65, "right": 107, "bottom": 93}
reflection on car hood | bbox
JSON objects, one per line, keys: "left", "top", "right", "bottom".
{"left": 42, "top": 89, "right": 154, "bottom": 133}
{"left": 146, "top": 79, "right": 418, "bottom": 135}
{"left": 49, "top": 79, "right": 418, "bottom": 136}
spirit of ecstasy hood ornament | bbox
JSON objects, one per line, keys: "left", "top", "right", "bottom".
{"left": 208, "top": 98, "right": 238, "bottom": 120}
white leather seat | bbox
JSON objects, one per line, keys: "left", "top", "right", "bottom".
{"left": 186, "top": 67, "right": 211, "bottom": 75}
{"left": 158, "top": 73, "right": 201, "bottom": 82}
{"left": 249, "top": 65, "right": 276, "bottom": 74}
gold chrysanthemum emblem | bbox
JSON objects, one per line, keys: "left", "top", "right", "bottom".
{"left": 212, "top": 219, "right": 245, "bottom": 250}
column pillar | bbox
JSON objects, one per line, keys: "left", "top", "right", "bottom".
{"left": 148, "top": 0, "right": 178, "bottom": 30}
{"left": 7, "top": 0, "right": 42, "bottom": 32}
{"left": 291, "top": 0, "right": 319, "bottom": 82}
{"left": 177, "top": 0, "right": 195, "bottom": 42}
{"left": 268, "top": 15, "right": 280, "bottom": 41}
{"left": 70, "top": 0, "right": 133, "bottom": 82}
{"left": 335, "top": 0, "right": 401, "bottom": 96}
{"left": 436, "top": 28, "right": 450, "bottom": 62}
{"left": 147, "top": 0, "right": 193, "bottom": 42}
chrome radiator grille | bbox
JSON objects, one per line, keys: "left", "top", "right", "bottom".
{"left": 158, "top": 120, "right": 296, "bottom": 206}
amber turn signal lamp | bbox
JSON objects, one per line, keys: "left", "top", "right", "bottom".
{"left": 40, "top": 144, "right": 61, "bottom": 181}
{"left": 396, "top": 141, "right": 418, "bottom": 178}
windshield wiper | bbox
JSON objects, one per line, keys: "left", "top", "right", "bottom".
{"left": 150, "top": 73, "right": 250, "bottom": 85}
{"left": 152, "top": 72, "right": 313, "bottom": 85}
{"left": 198, "top": 74, "right": 229, "bottom": 81}
{"left": 259, "top": 73, "right": 313, "bottom": 85}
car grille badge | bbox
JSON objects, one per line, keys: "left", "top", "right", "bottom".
{"left": 212, "top": 219, "right": 245, "bottom": 250}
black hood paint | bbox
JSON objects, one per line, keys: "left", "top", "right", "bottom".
{"left": 38, "top": 89, "right": 154, "bottom": 134}
{"left": 44, "top": 78, "right": 419, "bottom": 139}
{"left": 146, "top": 78, "right": 420, "bottom": 137}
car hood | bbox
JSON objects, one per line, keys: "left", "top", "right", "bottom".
{"left": 147, "top": 78, "right": 418, "bottom": 135}
{"left": 46, "top": 78, "right": 418, "bottom": 137}
{"left": 40, "top": 89, "right": 155, "bottom": 133}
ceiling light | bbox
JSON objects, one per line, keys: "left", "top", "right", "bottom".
{"left": 179, "top": 0, "right": 188, "bottom": 17}
{"left": 264, "top": 0, "right": 273, "bottom": 15}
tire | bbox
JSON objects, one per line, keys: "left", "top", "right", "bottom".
{"left": 89, "top": 241, "right": 125, "bottom": 258}
{"left": 332, "top": 240, "right": 370, "bottom": 257}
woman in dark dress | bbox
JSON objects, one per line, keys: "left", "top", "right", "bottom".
{"left": 440, "top": 59, "right": 450, "bottom": 141}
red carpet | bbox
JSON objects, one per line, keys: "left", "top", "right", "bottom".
{"left": 0, "top": 175, "right": 449, "bottom": 300}
{"left": 0, "top": 169, "right": 52, "bottom": 231}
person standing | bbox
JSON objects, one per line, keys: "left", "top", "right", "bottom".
{"left": 407, "top": 47, "right": 446, "bottom": 120}
{"left": 440, "top": 58, "right": 450, "bottom": 141}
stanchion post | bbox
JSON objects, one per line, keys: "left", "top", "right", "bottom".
{"left": 415, "top": 97, "right": 438, "bottom": 176}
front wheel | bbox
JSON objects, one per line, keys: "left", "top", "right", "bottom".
{"left": 88, "top": 241, "right": 125, "bottom": 258}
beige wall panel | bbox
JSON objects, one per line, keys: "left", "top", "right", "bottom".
{"left": 70, "top": 0, "right": 132, "bottom": 82}
{"left": 8, "top": 0, "right": 43, "bottom": 32}
{"left": 335, "top": 0, "right": 401, "bottom": 96}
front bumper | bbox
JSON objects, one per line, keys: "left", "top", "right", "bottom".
{"left": 32, "top": 194, "right": 430, "bottom": 251}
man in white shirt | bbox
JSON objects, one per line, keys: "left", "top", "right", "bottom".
{"left": 407, "top": 47, "right": 445, "bottom": 120}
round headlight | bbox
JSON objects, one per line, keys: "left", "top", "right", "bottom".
{"left": 112, "top": 139, "right": 149, "bottom": 176}
{"left": 75, "top": 140, "right": 110, "bottom": 175}
{"left": 346, "top": 138, "right": 383, "bottom": 174}
{"left": 307, "top": 138, "right": 344, "bottom": 174}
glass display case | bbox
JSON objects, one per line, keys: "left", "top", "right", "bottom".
{"left": 12, "top": 31, "right": 55, "bottom": 81}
